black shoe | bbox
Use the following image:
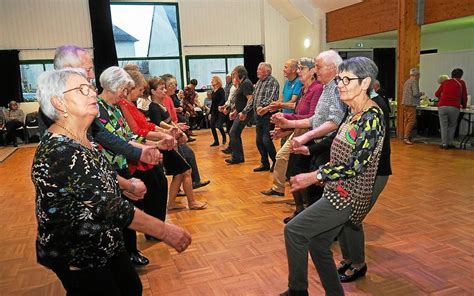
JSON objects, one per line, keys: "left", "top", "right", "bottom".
{"left": 210, "top": 142, "right": 219, "bottom": 147}
{"left": 283, "top": 210, "right": 301, "bottom": 224}
{"left": 270, "top": 163, "right": 275, "bottom": 173}
{"left": 225, "top": 158, "right": 243, "bottom": 165}
{"left": 13, "top": 142, "right": 18, "bottom": 147}
{"left": 440, "top": 144, "right": 448, "bottom": 149}
{"left": 279, "top": 289, "right": 309, "bottom": 296}
{"left": 145, "top": 235, "right": 162, "bottom": 242}
{"left": 130, "top": 251, "right": 149, "bottom": 266}
{"left": 221, "top": 148, "right": 232, "bottom": 154}
{"left": 261, "top": 189, "right": 284, "bottom": 197}
{"left": 339, "top": 264, "right": 367, "bottom": 283}
{"left": 337, "top": 261, "right": 352, "bottom": 275}
{"left": 253, "top": 165, "right": 270, "bottom": 172}
{"left": 193, "top": 180, "right": 210, "bottom": 189}
{"left": 447, "top": 144, "right": 456, "bottom": 149}
{"left": 188, "top": 137, "right": 196, "bottom": 143}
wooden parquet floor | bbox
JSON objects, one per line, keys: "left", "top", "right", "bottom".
{"left": 0, "top": 128, "right": 473, "bottom": 296}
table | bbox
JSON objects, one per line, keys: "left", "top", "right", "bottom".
{"left": 417, "top": 106, "right": 474, "bottom": 149}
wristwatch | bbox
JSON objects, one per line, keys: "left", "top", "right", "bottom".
{"left": 316, "top": 172, "right": 323, "bottom": 182}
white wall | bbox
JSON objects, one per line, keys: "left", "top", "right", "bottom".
{"left": 421, "top": 26, "right": 474, "bottom": 53}
{"left": 263, "top": 0, "right": 289, "bottom": 87}
{"left": 0, "top": 0, "right": 92, "bottom": 60}
{"left": 289, "top": 17, "right": 321, "bottom": 60}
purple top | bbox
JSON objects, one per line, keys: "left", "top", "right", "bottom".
{"left": 284, "top": 79, "right": 323, "bottom": 120}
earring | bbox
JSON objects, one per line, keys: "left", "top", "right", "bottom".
{"left": 63, "top": 111, "right": 68, "bottom": 118}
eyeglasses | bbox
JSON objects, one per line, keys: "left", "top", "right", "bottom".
{"left": 297, "top": 65, "right": 309, "bottom": 71}
{"left": 334, "top": 76, "right": 366, "bottom": 86}
{"left": 63, "top": 84, "right": 97, "bottom": 96}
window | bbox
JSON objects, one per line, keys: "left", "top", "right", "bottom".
{"left": 185, "top": 55, "right": 244, "bottom": 90}
{"left": 20, "top": 61, "right": 53, "bottom": 101}
{"left": 111, "top": 3, "right": 183, "bottom": 87}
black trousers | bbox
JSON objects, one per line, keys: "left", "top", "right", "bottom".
{"left": 210, "top": 112, "right": 226, "bottom": 144}
{"left": 132, "top": 165, "right": 168, "bottom": 222}
{"left": 117, "top": 169, "right": 140, "bottom": 254}
{"left": 6, "top": 120, "right": 23, "bottom": 144}
{"left": 177, "top": 144, "right": 201, "bottom": 184}
{"left": 255, "top": 113, "right": 276, "bottom": 166}
{"left": 52, "top": 251, "right": 142, "bottom": 296}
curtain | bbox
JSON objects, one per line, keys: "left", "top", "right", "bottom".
{"left": 244, "top": 45, "right": 264, "bottom": 84}
{"left": 88, "top": 0, "right": 118, "bottom": 90}
{"left": 0, "top": 50, "right": 23, "bottom": 107}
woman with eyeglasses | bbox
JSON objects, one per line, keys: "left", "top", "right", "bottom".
{"left": 280, "top": 57, "right": 385, "bottom": 296}
{"left": 32, "top": 68, "right": 191, "bottom": 295}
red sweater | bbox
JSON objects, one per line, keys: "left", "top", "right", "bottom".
{"left": 435, "top": 78, "right": 468, "bottom": 109}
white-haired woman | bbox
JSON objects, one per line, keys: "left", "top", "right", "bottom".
{"left": 32, "top": 68, "right": 191, "bottom": 295}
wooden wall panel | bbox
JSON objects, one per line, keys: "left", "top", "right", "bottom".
{"left": 326, "top": 0, "right": 398, "bottom": 42}
{"left": 424, "top": 0, "right": 474, "bottom": 24}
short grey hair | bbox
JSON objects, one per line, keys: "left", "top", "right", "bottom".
{"left": 409, "top": 68, "right": 420, "bottom": 76}
{"left": 99, "top": 66, "right": 134, "bottom": 92}
{"left": 53, "top": 45, "right": 89, "bottom": 70}
{"left": 438, "top": 74, "right": 450, "bottom": 84}
{"left": 288, "top": 59, "right": 298, "bottom": 70}
{"left": 259, "top": 62, "right": 272, "bottom": 74}
{"left": 317, "top": 50, "right": 343, "bottom": 69}
{"left": 36, "top": 68, "right": 87, "bottom": 121}
{"left": 338, "top": 56, "right": 379, "bottom": 95}
{"left": 232, "top": 65, "right": 248, "bottom": 80}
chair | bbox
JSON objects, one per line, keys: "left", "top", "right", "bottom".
{"left": 25, "top": 112, "right": 40, "bottom": 143}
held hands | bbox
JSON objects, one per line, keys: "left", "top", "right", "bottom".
{"left": 161, "top": 223, "right": 192, "bottom": 253}
{"left": 178, "top": 122, "right": 190, "bottom": 131}
{"left": 229, "top": 110, "right": 238, "bottom": 121}
{"left": 123, "top": 178, "right": 147, "bottom": 201}
{"left": 270, "top": 128, "right": 292, "bottom": 140}
{"left": 290, "top": 137, "right": 310, "bottom": 155}
{"left": 140, "top": 145, "right": 162, "bottom": 165}
{"left": 268, "top": 101, "right": 282, "bottom": 112}
{"left": 289, "top": 172, "right": 321, "bottom": 192}
{"left": 177, "top": 132, "right": 188, "bottom": 144}
{"left": 256, "top": 106, "right": 269, "bottom": 116}
{"left": 156, "top": 136, "right": 176, "bottom": 150}
{"left": 239, "top": 112, "right": 247, "bottom": 121}
{"left": 270, "top": 112, "right": 289, "bottom": 128}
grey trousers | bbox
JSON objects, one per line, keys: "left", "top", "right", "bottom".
{"left": 284, "top": 197, "right": 351, "bottom": 295}
{"left": 438, "top": 106, "right": 460, "bottom": 146}
{"left": 338, "top": 175, "right": 389, "bottom": 265}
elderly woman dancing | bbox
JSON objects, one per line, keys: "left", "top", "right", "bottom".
{"left": 32, "top": 68, "right": 191, "bottom": 295}
{"left": 280, "top": 57, "right": 385, "bottom": 296}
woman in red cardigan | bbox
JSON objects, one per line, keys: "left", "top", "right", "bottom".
{"left": 435, "top": 68, "right": 468, "bottom": 149}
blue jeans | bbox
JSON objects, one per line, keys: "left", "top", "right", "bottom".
{"left": 229, "top": 112, "right": 252, "bottom": 162}
{"left": 255, "top": 113, "right": 276, "bottom": 167}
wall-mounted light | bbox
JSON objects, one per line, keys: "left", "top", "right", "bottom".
{"left": 304, "top": 38, "right": 311, "bottom": 49}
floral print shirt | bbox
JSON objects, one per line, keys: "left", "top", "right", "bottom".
{"left": 97, "top": 97, "right": 144, "bottom": 171}
{"left": 31, "top": 133, "right": 135, "bottom": 270}
{"left": 319, "top": 106, "right": 385, "bottom": 225}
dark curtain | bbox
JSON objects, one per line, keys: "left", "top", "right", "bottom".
{"left": 244, "top": 45, "right": 264, "bottom": 84}
{"left": 373, "top": 48, "right": 396, "bottom": 100}
{"left": 88, "top": 0, "right": 118, "bottom": 90}
{"left": 0, "top": 50, "right": 23, "bottom": 107}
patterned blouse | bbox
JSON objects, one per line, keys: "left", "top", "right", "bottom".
{"left": 97, "top": 97, "right": 144, "bottom": 171}
{"left": 31, "top": 133, "right": 135, "bottom": 270}
{"left": 319, "top": 106, "right": 385, "bottom": 225}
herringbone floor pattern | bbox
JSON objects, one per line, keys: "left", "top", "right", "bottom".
{"left": 0, "top": 128, "right": 473, "bottom": 295}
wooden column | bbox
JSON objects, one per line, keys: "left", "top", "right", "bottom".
{"left": 396, "top": 0, "right": 421, "bottom": 138}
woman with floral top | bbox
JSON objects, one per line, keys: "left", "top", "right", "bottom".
{"left": 280, "top": 57, "right": 385, "bottom": 296}
{"left": 32, "top": 68, "right": 191, "bottom": 295}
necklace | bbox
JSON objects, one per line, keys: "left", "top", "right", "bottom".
{"left": 55, "top": 122, "right": 92, "bottom": 149}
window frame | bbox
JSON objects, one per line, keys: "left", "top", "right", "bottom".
{"left": 184, "top": 54, "right": 244, "bottom": 87}
{"left": 19, "top": 59, "right": 54, "bottom": 101}
{"left": 111, "top": 1, "right": 184, "bottom": 88}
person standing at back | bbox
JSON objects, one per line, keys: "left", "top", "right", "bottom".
{"left": 435, "top": 68, "right": 468, "bottom": 149}
{"left": 401, "top": 68, "right": 424, "bottom": 145}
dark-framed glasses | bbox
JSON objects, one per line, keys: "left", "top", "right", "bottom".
{"left": 297, "top": 65, "right": 309, "bottom": 71}
{"left": 334, "top": 76, "right": 365, "bottom": 86}
{"left": 63, "top": 84, "right": 97, "bottom": 96}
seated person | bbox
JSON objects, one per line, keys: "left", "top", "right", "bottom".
{"left": 4, "top": 101, "right": 25, "bottom": 147}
